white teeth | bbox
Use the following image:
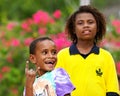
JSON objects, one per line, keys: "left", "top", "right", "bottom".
{"left": 84, "top": 30, "right": 89, "bottom": 32}
{"left": 45, "top": 61, "right": 54, "bottom": 64}
{"left": 83, "top": 30, "right": 90, "bottom": 34}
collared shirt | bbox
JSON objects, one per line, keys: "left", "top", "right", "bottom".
{"left": 56, "top": 44, "right": 120, "bottom": 96}
{"left": 69, "top": 43, "right": 99, "bottom": 58}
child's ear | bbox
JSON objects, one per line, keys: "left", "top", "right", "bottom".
{"left": 29, "top": 54, "right": 36, "bottom": 64}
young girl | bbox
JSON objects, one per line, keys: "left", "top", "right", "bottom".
{"left": 24, "top": 37, "right": 75, "bottom": 96}
{"left": 56, "top": 5, "right": 120, "bottom": 96}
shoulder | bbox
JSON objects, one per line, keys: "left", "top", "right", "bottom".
{"left": 57, "top": 47, "right": 70, "bottom": 57}
{"left": 52, "top": 68, "right": 71, "bottom": 81}
{"left": 53, "top": 68, "right": 69, "bottom": 76}
{"left": 58, "top": 47, "right": 69, "bottom": 54}
{"left": 100, "top": 48, "right": 112, "bottom": 56}
{"left": 53, "top": 68, "right": 75, "bottom": 95}
{"left": 99, "top": 48, "right": 114, "bottom": 60}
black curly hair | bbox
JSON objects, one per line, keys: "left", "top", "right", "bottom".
{"left": 65, "top": 5, "right": 106, "bottom": 44}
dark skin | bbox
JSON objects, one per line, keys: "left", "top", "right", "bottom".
{"left": 25, "top": 61, "right": 39, "bottom": 96}
{"left": 25, "top": 62, "right": 70, "bottom": 96}
{"left": 25, "top": 40, "right": 71, "bottom": 96}
{"left": 75, "top": 13, "right": 97, "bottom": 55}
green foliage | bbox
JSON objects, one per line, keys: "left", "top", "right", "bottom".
{"left": 0, "top": 67, "right": 25, "bottom": 96}
{"left": 0, "top": 1, "right": 120, "bottom": 96}
{"left": 111, "top": 50, "right": 120, "bottom": 62}
{"left": 0, "top": 5, "right": 71, "bottom": 95}
{"left": 92, "top": 0, "right": 120, "bottom": 9}
{"left": 0, "top": 0, "right": 79, "bottom": 24}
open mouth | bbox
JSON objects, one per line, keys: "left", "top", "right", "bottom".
{"left": 82, "top": 30, "right": 91, "bottom": 35}
{"left": 45, "top": 60, "right": 55, "bottom": 65}
{"left": 83, "top": 30, "right": 90, "bottom": 33}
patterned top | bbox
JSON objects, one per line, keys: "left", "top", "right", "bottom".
{"left": 24, "top": 68, "right": 75, "bottom": 96}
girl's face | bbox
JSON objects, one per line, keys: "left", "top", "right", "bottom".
{"left": 75, "top": 12, "right": 97, "bottom": 42}
{"left": 30, "top": 40, "right": 57, "bottom": 75}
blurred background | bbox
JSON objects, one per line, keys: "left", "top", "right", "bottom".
{"left": 0, "top": 0, "right": 120, "bottom": 96}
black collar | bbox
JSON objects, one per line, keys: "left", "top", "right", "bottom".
{"left": 69, "top": 43, "right": 99, "bottom": 56}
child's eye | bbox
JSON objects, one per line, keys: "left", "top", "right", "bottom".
{"left": 88, "top": 20, "right": 94, "bottom": 24}
{"left": 77, "top": 21, "right": 83, "bottom": 25}
{"left": 88, "top": 21, "right": 93, "bottom": 24}
{"left": 52, "top": 50, "right": 57, "bottom": 55}
{"left": 42, "top": 51, "right": 47, "bottom": 55}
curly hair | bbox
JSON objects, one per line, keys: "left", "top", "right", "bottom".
{"left": 65, "top": 5, "right": 106, "bottom": 44}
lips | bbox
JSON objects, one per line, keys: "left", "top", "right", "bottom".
{"left": 44, "top": 60, "right": 56, "bottom": 65}
{"left": 44, "top": 60, "right": 56, "bottom": 69}
{"left": 82, "top": 30, "right": 91, "bottom": 35}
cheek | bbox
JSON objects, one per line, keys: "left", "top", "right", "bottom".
{"left": 55, "top": 57, "right": 57, "bottom": 64}
{"left": 93, "top": 27, "right": 97, "bottom": 33}
{"left": 35, "top": 56, "right": 44, "bottom": 64}
{"left": 75, "top": 27, "right": 82, "bottom": 36}
{"left": 94, "top": 25, "right": 97, "bottom": 31}
{"left": 92, "top": 24, "right": 97, "bottom": 35}
{"left": 75, "top": 25, "right": 82, "bottom": 31}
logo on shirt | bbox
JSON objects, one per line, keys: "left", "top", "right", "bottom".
{"left": 96, "top": 68, "right": 103, "bottom": 77}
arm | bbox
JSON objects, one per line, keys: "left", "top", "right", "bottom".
{"left": 104, "top": 52, "right": 120, "bottom": 95}
{"left": 25, "top": 61, "right": 38, "bottom": 96}
{"left": 25, "top": 82, "right": 33, "bottom": 96}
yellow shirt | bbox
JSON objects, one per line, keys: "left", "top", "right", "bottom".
{"left": 56, "top": 44, "right": 120, "bottom": 96}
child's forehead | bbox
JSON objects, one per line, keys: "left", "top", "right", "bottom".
{"left": 36, "top": 40, "right": 56, "bottom": 48}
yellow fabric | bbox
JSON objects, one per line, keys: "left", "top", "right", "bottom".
{"left": 56, "top": 47, "right": 120, "bottom": 96}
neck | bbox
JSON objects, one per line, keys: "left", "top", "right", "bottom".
{"left": 76, "top": 40, "right": 94, "bottom": 54}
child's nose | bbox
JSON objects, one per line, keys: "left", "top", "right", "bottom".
{"left": 84, "top": 22, "right": 89, "bottom": 27}
{"left": 48, "top": 53, "right": 54, "bottom": 57}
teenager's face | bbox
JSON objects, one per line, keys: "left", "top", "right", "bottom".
{"left": 30, "top": 40, "right": 57, "bottom": 75}
{"left": 75, "top": 12, "right": 97, "bottom": 41}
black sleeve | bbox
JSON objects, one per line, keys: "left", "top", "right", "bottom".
{"left": 106, "top": 92, "right": 119, "bottom": 96}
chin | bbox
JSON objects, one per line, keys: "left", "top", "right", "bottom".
{"left": 47, "top": 68, "right": 54, "bottom": 72}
